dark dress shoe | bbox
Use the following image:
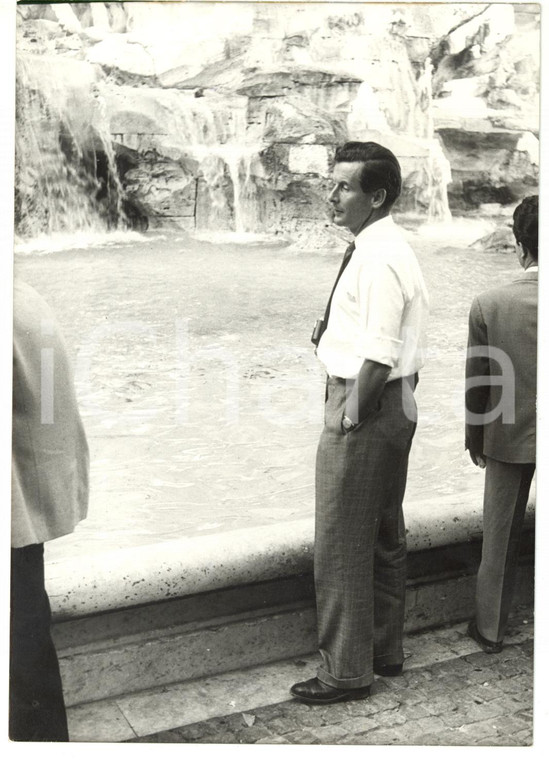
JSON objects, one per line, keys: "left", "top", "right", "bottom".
{"left": 374, "top": 663, "right": 403, "bottom": 677}
{"left": 290, "top": 677, "right": 371, "bottom": 705}
{"left": 467, "top": 620, "right": 503, "bottom": 654}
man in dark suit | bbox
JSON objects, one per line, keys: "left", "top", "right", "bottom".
{"left": 11, "top": 280, "right": 89, "bottom": 740}
{"left": 465, "top": 195, "right": 537, "bottom": 653}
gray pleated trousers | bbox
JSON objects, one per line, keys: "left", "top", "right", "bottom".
{"left": 476, "top": 457, "right": 535, "bottom": 643}
{"left": 315, "top": 375, "right": 417, "bottom": 689}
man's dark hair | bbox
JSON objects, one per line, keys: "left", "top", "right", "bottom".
{"left": 334, "top": 141, "right": 402, "bottom": 210}
{"left": 513, "top": 195, "right": 538, "bottom": 261}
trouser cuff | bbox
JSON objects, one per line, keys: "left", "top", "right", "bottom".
{"left": 317, "top": 666, "right": 372, "bottom": 690}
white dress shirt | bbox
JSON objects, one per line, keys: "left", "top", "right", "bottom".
{"left": 317, "top": 215, "right": 429, "bottom": 380}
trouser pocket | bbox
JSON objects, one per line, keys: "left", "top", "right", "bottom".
{"left": 324, "top": 377, "right": 348, "bottom": 434}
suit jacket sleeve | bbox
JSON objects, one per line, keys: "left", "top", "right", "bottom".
{"left": 465, "top": 296, "right": 490, "bottom": 456}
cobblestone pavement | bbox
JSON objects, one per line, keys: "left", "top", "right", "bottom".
{"left": 131, "top": 612, "right": 534, "bottom": 746}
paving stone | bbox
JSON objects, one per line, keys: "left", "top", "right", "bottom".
{"left": 261, "top": 716, "right": 304, "bottom": 734}
{"left": 337, "top": 716, "right": 378, "bottom": 735}
{"left": 139, "top": 729, "right": 187, "bottom": 743}
{"left": 308, "top": 724, "right": 349, "bottom": 743}
{"left": 496, "top": 661, "right": 531, "bottom": 678}
{"left": 498, "top": 676, "right": 532, "bottom": 695}
{"left": 366, "top": 692, "right": 401, "bottom": 712}
{"left": 345, "top": 699, "right": 383, "bottom": 718}
{"left": 489, "top": 694, "right": 531, "bottom": 716}
{"left": 130, "top": 617, "right": 533, "bottom": 746}
{"left": 255, "top": 735, "right": 291, "bottom": 744}
{"left": 420, "top": 678, "right": 458, "bottom": 696}
{"left": 475, "top": 735, "right": 510, "bottom": 746}
{"left": 380, "top": 677, "right": 409, "bottom": 694}
{"left": 372, "top": 708, "right": 408, "bottom": 727}
{"left": 236, "top": 726, "right": 274, "bottom": 743}
{"left": 387, "top": 684, "right": 430, "bottom": 706}
{"left": 442, "top": 698, "right": 510, "bottom": 728}
{"left": 456, "top": 719, "right": 501, "bottom": 741}
{"left": 202, "top": 731, "right": 245, "bottom": 743}
{"left": 260, "top": 703, "right": 292, "bottom": 719}
{"left": 521, "top": 640, "right": 534, "bottom": 656}
{"left": 359, "top": 727, "right": 406, "bottom": 745}
{"left": 421, "top": 694, "right": 462, "bottom": 717}
{"left": 468, "top": 682, "right": 510, "bottom": 703}
{"left": 464, "top": 651, "right": 504, "bottom": 669}
{"left": 429, "top": 729, "right": 469, "bottom": 746}
{"left": 414, "top": 731, "right": 452, "bottom": 745}
{"left": 412, "top": 715, "right": 447, "bottom": 734}
{"left": 487, "top": 713, "right": 532, "bottom": 736}
{"left": 464, "top": 666, "right": 502, "bottom": 684}
{"left": 282, "top": 709, "right": 328, "bottom": 728}
{"left": 337, "top": 697, "right": 388, "bottom": 718}
{"left": 288, "top": 704, "right": 330, "bottom": 726}
{"left": 432, "top": 658, "right": 474, "bottom": 677}
{"left": 500, "top": 644, "right": 527, "bottom": 660}
{"left": 403, "top": 670, "right": 433, "bottom": 688}
{"left": 344, "top": 733, "right": 383, "bottom": 745}
{"left": 281, "top": 729, "right": 321, "bottom": 744}
{"left": 305, "top": 703, "right": 352, "bottom": 723}
{"left": 513, "top": 729, "right": 533, "bottom": 744}
{"left": 396, "top": 702, "right": 432, "bottom": 721}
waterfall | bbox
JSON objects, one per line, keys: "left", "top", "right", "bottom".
{"left": 415, "top": 58, "right": 453, "bottom": 224}
{"left": 169, "top": 95, "right": 263, "bottom": 235}
{"left": 426, "top": 140, "right": 452, "bottom": 224}
{"left": 15, "top": 54, "right": 127, "bottom": 239}
{"left": 224, "top": 148, "right": 263, "bottom": 234}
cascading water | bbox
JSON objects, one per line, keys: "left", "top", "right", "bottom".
{"left": 426, "top": 140, "right": 452, "bottom": 224}
{"left": 167, "top": 94, "right": 264, "bottom": 236}
{"left": 15, "top": 54, "right": 127, "bottom": 240}
{"left": 420, "top": 59, "right": 452, "bottom": 225}
{"left": 15, "top": 2, "right": 463, "bottom": 246}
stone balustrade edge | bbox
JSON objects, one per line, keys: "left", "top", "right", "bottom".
{"left": 46, "top": 489, "right": 535, "bottom": 620}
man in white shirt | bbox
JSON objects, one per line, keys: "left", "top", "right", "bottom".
{"left": 291, "top": 141, "right": 429, "bottom": 704}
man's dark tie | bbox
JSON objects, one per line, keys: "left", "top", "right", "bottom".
{"left": 311, "top": 241, "right": 355, "bottom": 346}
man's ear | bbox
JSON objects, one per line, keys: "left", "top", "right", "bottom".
{"left": 371, "top": 188, "right": 387, "bottom": 208}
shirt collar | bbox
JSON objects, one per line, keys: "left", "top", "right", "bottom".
{"left": 354, "top": 214, "right": 393, "bottom": 245}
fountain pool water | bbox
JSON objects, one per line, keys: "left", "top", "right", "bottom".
{"left": 13, "top": 225, "right": 518, "bottom": 564}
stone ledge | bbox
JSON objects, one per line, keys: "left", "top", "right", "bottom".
{"left": 55, "top": 563, "right": 534, "bottom": 707}
{"left": 46, "top": 488, "right": 535, "bottom": 621}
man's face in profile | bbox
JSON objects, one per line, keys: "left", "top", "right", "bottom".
{"left": 328, "top": 161, "right": 373, "bottom": 236}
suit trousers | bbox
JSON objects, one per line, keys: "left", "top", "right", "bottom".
{"left": 476, "top": 457, "right": 535, "bottom": 643}
{"left": 315, "top": 375, "right": 417, "bottom": 689}
{"left": 10, "top": 543, "right": 69, "bottom": 742}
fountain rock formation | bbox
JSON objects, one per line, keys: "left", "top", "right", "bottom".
{"left": 430, "top": 4, "right": 539, "bottom": 210}
{"left": 15, "top": 2, "right": 539, "bottom": 242}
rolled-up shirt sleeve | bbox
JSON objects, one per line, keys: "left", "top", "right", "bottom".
{"left": 354, "top": 260, "right": 405, "bottom": 367}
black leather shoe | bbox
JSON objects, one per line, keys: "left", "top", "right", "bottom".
{"left": 467, "top": 620, "right": 503, "bottom": 654}
{"left": 290, "top": 677, "right": 371, "bottom": 705}
{"left": 374, "top": 663, "right": 403, "bottom": 677}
